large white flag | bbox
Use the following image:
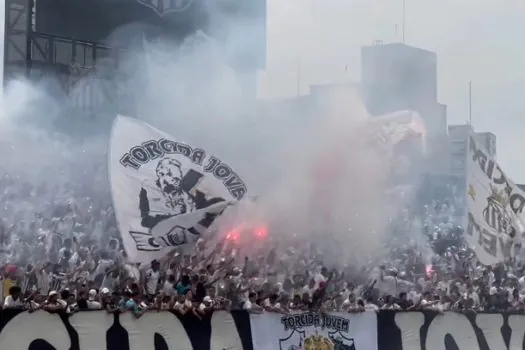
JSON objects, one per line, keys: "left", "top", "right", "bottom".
{"left": 466, "top": 133, "right": 524, "bottom": 265}
{"left": 109, "top": 115, "right": 247, "bottom": 263}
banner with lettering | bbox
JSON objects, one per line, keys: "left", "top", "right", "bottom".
{"left": 0, "top": 310, "right": 250, "bottom": 350}
{"left": 249, "top": 311, "right": 377, "bottom": 350}
{"left": 377, "top": 310, "right": 525, "bottom": 350}
{"left": 466, "top": 133, "right": 524, "bottom": 265}
{"left": 109, "top": 115, "right": 248, "bottom": 263}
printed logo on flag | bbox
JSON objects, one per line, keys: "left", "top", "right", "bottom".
{"left": 279, "top": 312, "right": 356, "bottom": 350}
{"left": 135, "top": 0, "right": 195, "bottom": 17}
{"left": 482, "top": 184, "right": 514, "bottom": 237}
{"left": 466, "top": 133, "right": 525, "bottom": 265}
{"left": 109, "top": 116, "right": 247, "bottom": 263}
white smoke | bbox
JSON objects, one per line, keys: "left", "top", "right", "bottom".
{"left": 0, "top": 3, "right": 414, "bottom": 267}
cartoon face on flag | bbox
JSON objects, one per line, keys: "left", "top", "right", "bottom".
{"left": 109, "top": 115, "right": 247, "bottom": 263}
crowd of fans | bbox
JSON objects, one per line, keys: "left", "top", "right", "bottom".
{"left": 2, "top": 168, "right": 525, "bottom": 318}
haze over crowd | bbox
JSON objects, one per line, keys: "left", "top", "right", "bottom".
{"left": 0, "top": 0, "right": 416, "bottom": 266}
{"left": 2, "top": 0, "right": 524, "bottom": 323}
{"left": 1, "top": 0, "right": 521, "bottom": 266}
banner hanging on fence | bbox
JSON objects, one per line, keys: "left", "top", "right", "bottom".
{"left": 249, "top": 311, "right": 377, "bottom": 350}
{"left": 466, "top": 133, "right": 525, "bottom": 265}
{"left": 109, "top": 115, "right": 248, "bottom": 263}
{"left": 377, "top": 310, "right": 525, "bottom": 350}
{"left": 0, "top": 310, "right": 248, "bottom": 350}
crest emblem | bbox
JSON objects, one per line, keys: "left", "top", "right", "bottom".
{"left": 136, "top": 0, "right": 195, "bottom": 17}
{"left": 483, "top": 184, "right": 515, "bottom": 237}
{"left": 279, "top": 331, "right": 356, "bottom": 350}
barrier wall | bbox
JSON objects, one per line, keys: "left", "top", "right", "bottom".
{"left": 377, "top": 311, "right": 525, "bottom": 350}
{"left": 0, "top": 310, "right": 253, "bottom": 350}
{"left": 0, "top": 310, "right": 522, "bottom": 350}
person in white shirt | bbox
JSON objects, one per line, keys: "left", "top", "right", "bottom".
{"left": 381, "top": 295, "right": 401, "bottom": 310}
{"left": 173, "top": 294, "right": 186, "bottom": 311}
{"left": 162, "top": 274, "right": 177, "bottom": 297}
{"left": 434, "top": 296, "right": 452, "bottom": 312}
{"left": 408, "top": 288, "right": 422, "bottom": 305}
{"left": 338, "top": 282, "right": 352, "bottom": 301}
{"left": 58, "top": 239, "right": 73, "bottom": 268}
{"left": 263, "top": 294, "right": 282, "bottom": 312}
{"left": 199, "top": 296, "right": 213, "bottom": 311}
{"left": 243, "top": 292, "right": 263, "bottom": 313}
{"left": 420, "top": 292, "right": 440, "bottom": 310}
{"left": 93, "top": 252, "right": 113, "bottom": 281}
{"left": 36, "top": 263, "right": 52, "bottom": 296}
{"left": 464, "top": 286, "right": 480, "bottom": 307}
{"left": 43, "top": 290, "right": 67, "bottom": 312}
{"left": 302, "top": 279, "right": 316, "bottom": 298}
{"left": 364, "top": 297, "right": 379, "bottom": 311}
{"left": 313, "top": 267, "right": 327, "bottom": 289}
{"left": 3, "top": 286, "right": 24, "bottom": 309}
{"left": 144, "top": 260, "right": 160, "bottom": 297}
{"left": 341, "top": 293, "right": 356, "bottom": 311}
{"left": 87, "top": 289, "right": 102, "bottom": 310}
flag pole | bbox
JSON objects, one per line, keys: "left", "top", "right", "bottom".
{"left": 296, "top": 60, "right": 301, "bottom": 96}
{"left": 402, "top": 0, "right": 406, "bottom": 43}
{"left": 469, "top": 81, "right": 472, "bottom": 125}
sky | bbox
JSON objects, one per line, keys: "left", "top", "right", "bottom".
{"left": 260, "top": 0, "right": 525, "bottom": 181}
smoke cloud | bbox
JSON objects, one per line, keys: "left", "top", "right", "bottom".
{"left": 0, "top": 2, "right": 411, "bottom": 267}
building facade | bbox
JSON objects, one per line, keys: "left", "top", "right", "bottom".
{"left": 360, "top": 42, "right": 449, "bottom": 174}
{"left": 448, "top": 124, "right": 497, "bottom": 180}
{"left": 448, "top": 124, "right": 472, "bottom": 179}
{"left": 360, "top": 42, "right": 447, "bottom": 137}
{"left": 475, "top": 132, "right": 497, "bottom": 159}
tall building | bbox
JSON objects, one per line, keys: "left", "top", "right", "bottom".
{"left": 259, "top": 82, "right": 363, "bottom": 125}
{"left": 448, "top": 124, "right": 472, "bottom": 178}
{"left": 360, "top": 42, "right": 447, "bottom": 138}
{"left": 475, "top": 132, "right": 497, "bottom": 159}
{"left": 360, "top": 42, "right": 449, "bottom": 174}
{"left": 448, "top": 124, "right": 497, "bottom": 179}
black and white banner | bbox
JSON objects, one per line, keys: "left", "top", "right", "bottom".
{"left": 377, "top": 311, "right": 525, "bottom": 350}
{"left": 109, "top": 115, "right": 247, "bottom": 263}
{"left": 466, "top": 133, "right": 525, "bottom": 265}
{"left": 249, "top": 311, "right": 377, "bottom": 350}
{"left": 3, "top": 310, "right": 525, "bottom": 350}
{"left": 0, "top": 310, "right": 252, "bottom": 350}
